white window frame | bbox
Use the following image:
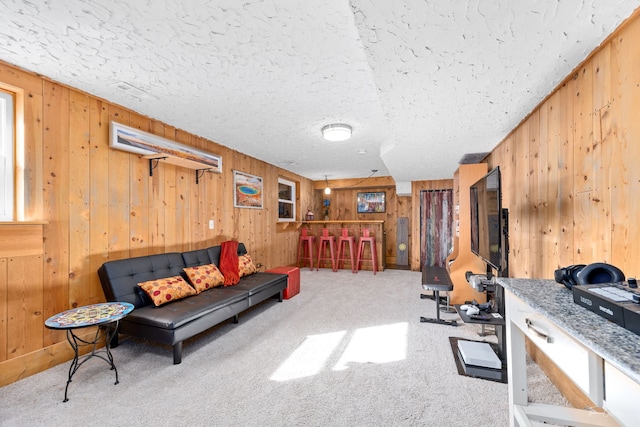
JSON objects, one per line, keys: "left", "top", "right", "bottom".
{"left": 278, "top": 178, "right": 296, "bottom": 222}
{"left": 0, "top": 89, "right": 14, "bottom": 221}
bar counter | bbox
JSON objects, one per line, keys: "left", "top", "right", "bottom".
{"left": 300, "top": 220, "right": 386, "bottom": 271}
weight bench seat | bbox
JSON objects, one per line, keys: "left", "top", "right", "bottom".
{"left": 420, "top": 266, "right": 457, "bottom": 326}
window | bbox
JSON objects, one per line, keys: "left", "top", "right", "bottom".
{"left": 278, "top": 178, "right": 296, "bottom": 222}
{"left": 0, "top": 89, "right": 14, "bottom": 221}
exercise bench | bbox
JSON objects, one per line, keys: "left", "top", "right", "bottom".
{"left": 420, "top": 266, "right": 457, "bottom": 326}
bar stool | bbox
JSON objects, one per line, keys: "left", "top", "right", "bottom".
{"left": 356, "top": 228, "right": 378, "bottom": 274}
{"left": 316, "top": 228, "right": 337, "bottom": 271}
{"left": 336, "top": 228, "right": 356, "bottom": 273}
{"left": 297, "top": 228, "right": 316, "bottom": 271}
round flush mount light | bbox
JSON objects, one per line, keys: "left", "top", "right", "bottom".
{"left": 321, "top": 123, "right": 352, "bottom": 142}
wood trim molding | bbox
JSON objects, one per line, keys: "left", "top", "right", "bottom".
{"left": 312, "top": 176, "right": 395, "bottom": 190}
{"left": 0, "top": 328, "right": 101, "bottom": 387}
{"left": 0, "top": 223, "right": 44, "bottom": 257}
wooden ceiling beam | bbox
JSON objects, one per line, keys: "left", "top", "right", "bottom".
{"left": 312, "top": 176, "right": 395, "bottom": 190}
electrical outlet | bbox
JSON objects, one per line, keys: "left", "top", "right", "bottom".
{"left": 209, "top": 219, "right": 214, "bottom": 230}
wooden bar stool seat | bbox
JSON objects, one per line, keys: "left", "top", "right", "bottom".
{"left": 356, "top": 228, "right": 378, "bottom": 274}
{"left": 316, "top": 228, "right": 337, "bottom": 271}
{"left": 336, "top": 228, "right": 356, "bottom": 273}
{"left": 297, "top": 228, "right": 316, "bottom": 271}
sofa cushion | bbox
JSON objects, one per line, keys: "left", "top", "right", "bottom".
{"left": 231, "top": 272, "right": 286, "bottom": 296}
{"left": 206, "top": 242, "right": 247, "bottom": 267}
{"left": 98, "top": 252, "right": 187, "bottom": 308}
{"left": 238, "top": 254, "right": 257, "bottom": 277}
{"left": 181, "top": 248, "right": 212, "bottom": 267}
{"left": 183, "top": 264, "right": 225, "bottom": 293}
{"left": 138, "top": 276, "right": 197, "bottom": 306}
{"left": 206, "top": 246, "right": 221, "bottom": 266}
{"left": 124, "top": 287, "right": 250, "bottom": 329}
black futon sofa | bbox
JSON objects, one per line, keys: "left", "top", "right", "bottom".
{"left": 98, "top": 243, "right": 287, "bottom": 364}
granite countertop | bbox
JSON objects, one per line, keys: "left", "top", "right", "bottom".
{"left": 497, "top": 278, "right": 640, "bottom": 384}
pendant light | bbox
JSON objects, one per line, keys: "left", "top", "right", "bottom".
{"left": 324, "top": 175, "right": 331, "bottom": 195}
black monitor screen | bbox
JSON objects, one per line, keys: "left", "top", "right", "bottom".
{"left": 470, "top": 167, "right": 502, "bottom": 272}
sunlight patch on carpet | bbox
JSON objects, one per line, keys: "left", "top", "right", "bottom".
{"left": 270, "top": 323, "right": 408, "bottom": 381}
{"left": 270, "top": 330, "right": 346, "bottom": 381}
{"left": 333, "top": 322, "right": 407, "bottom": 371}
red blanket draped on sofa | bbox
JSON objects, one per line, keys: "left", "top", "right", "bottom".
{"left": 220, "top": 240, "right": 240, "bottom": 286}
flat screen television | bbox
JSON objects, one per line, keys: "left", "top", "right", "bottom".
{"left": 470, "top": 167, "right": 503, "bottom": 275}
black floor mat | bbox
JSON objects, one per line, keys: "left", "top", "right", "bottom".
{"left": 448, "top": 336, "right": 507, "bottom": 383}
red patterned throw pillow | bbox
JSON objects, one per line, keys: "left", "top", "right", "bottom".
{"left": 238, "top": 254, "right": 257, "bottom": 277}
{"left": 138, "top": 276, "right": 196, "bottom": 306}
{"left": 183, "top": 264, "right": 225, "bottom": 293}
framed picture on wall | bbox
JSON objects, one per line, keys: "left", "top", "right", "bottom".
{"left": 233, "top": 170, "right": 263, "bottom": 209}
{"left": 109, "top": 121, "right": 222, "bottom": 173}
{"left": 357, "top": 191, "right": 386, "bottom": 213}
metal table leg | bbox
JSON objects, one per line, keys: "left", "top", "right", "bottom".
{"left": 62, "top": 320, "right": 120, "bottom": 402}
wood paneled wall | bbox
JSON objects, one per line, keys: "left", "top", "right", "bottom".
{"left": 466, "top": 12, "right": 640, "bottom": 407}
{"left": 3, "top": 8, "right": 639, "bottom": 388}
{"left": 0, "top": 61, "right": 313, "bottom": 385}
{"left": 311, "top": 177, "right": 452, "bottom": 268}
{"left": 487, "top": 12, "right": 640, "bottom": 280}
{"left": 312, "top": 178, "right": 406, "bottom": 266}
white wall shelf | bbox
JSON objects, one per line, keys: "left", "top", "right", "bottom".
{"left": 143, "top": 154, "right": 215, "bottom": 184}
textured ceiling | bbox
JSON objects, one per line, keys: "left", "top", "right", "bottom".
{"left": 1, "top": 0, "right": 638, "bottom": 184}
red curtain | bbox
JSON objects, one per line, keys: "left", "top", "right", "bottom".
{"left": 420, "top": 190, "right": 453, "bottom": 268}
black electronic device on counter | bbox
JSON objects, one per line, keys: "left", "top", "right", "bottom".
{"left": 572, "top": 281, "right": 640, "bottom": 336}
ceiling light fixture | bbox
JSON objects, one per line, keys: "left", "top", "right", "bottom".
{"left": 324, "top": 175, "right": 331, "bottom": 195}
{"left": 321, "top": 123, "right": 352, "bottom": 142}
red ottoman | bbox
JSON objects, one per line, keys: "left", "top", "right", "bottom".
{"left": 266, "top": 265, "right": 300, "bottom": 299}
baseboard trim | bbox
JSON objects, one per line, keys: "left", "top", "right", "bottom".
{"left": 0, "top": 328, "right": 101, "bottom": 387}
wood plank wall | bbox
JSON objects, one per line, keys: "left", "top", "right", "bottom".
{"left": 312, "top": 178, "right": 403, "bottom": 266}
{"left": 2, "top": 8, "right": 639, "bottom": 387}
{"left": 480, "top": 12, "right": 640, "bottom": 408}
{"left": 311, "top": 178, "right": 452, "bottom": 268}
{"left": 487, "top": 12, "right": 640, "bottom": 280}
{"left": 0, "top": 61, "right": 314, "bottom": 385}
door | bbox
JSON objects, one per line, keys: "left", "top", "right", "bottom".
{"left": 420, "top": 189, "right": 454, "bottom": 268}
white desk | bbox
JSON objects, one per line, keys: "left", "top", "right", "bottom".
{"left": 498, "top": 278, "right": 640, "bottom": 426}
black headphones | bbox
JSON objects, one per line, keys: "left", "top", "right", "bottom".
{"left": 554, "top": 263, "right": 625, "bottom": 289}
{"left": 554, "top": 264, "right": 586, "bottom": 289}
{"left": 576, "top": 262, "right": 625, "bottom": 285}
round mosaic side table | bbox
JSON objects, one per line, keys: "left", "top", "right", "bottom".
{"left": 45, "top": 302, "right": 134, "bottom": 402}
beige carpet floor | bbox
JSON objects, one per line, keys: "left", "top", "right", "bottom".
{"left": 0, "top": 269, "right": 567, "bottom": 426}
